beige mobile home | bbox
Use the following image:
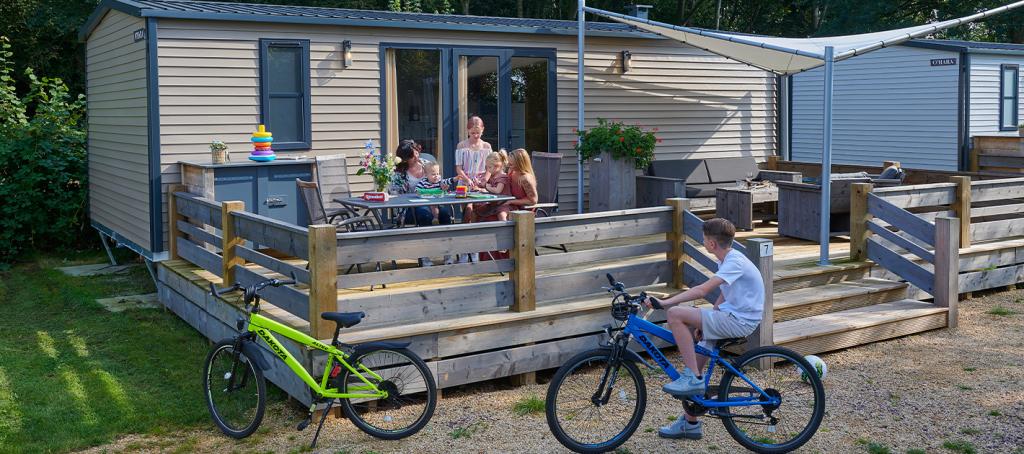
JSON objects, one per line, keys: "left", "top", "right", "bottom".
{"left": 80, "top": 0, "right": 778, "bottom": 261}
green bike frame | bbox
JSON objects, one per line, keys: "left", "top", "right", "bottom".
{"left": 247, "top": 313, "right": 387, "bottom": 400}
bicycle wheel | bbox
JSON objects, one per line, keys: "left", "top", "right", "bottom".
{"left": 203, "top": 339, "right": 266, "bottom": 438}
{"left": 338, "top": 348, "right": 436, "bottom": 440}
{"left": 717, "top": 346, "right": 825, "bottom": 454}
{"left": 545, "top": 348, "right": 647, "bottom": 454}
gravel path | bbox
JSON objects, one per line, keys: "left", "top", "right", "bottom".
{"left": 80, "top": 291, "right": 1024, "bottom": 454}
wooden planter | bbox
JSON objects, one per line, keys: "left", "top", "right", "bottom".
{"left": 589, "top": 151, "right": 637, "bottom": 212}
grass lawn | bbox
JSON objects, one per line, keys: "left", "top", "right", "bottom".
{"left": 0, "top": 251, "right": 243, "bottom": 452}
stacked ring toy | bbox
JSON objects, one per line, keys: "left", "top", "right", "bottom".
{"left": 249, "top": 124, "right": 276, "bottom": 162}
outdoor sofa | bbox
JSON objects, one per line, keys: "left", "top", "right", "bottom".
{"left": 635, "top": 157, "right": 801, "bottom": 209}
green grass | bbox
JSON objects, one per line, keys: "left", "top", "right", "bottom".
{"left": 0, "top": 252, "right": 283, "bottom": 452}
{"left": 987, "top": 306, "right": 1018, "bottom": 316}
{"left": 988, "top": 409, "right": 1002, "bottom": 416}
{"left": 512, "top": 395, "right": 546, "bottom": 416}
{"left": 906, "top": 449, "right": 926, "bottom": 454}
{"left": 450, "top": 421, "right": 486, "bottom": 439}
{"left": 943, "top": 439, "right": 977, "bottom": 454}
{"left": 959, "top": 427, "right": 980, "bottom": 436}
{"left": 957, "top": 384, "right": 974, "bottom": 391}
{"left": 862, "top": 441, "right": 892, "bottom": 454}
{"left": 963, "top": 367, "right": 977, "bottom": 372}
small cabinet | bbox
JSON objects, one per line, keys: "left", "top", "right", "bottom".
{"left": 181, "top": 160, "right": 314, "bottom": 227}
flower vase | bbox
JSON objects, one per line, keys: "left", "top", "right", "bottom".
{"left": 589, "top": 150, "right": 636, "bottom": 212}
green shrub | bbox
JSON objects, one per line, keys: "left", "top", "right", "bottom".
{"left": 0, "top": 36, "right": 88, "bottom": 263}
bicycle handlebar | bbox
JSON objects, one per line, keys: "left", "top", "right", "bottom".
{"left": 208, "top": 278, "right": 297, "bottom": 303}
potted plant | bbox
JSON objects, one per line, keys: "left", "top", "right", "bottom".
{"left": 575, "top": 118, "right": 660, "bottom": 211}
{"left": 356, "top": 146, "right": 401, "bottom": 201}
{"left": 209, "top": 140, "right": 229, "bottom": 164}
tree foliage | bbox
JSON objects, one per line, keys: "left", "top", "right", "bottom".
{"left": 0, "top": 37, "right": 89, "bottom": 263}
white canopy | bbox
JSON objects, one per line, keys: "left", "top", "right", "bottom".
{"left": 585, "top": 1, "right": 1024, "bottom": 75}
{"left": 576, "top": 1, "right": 1024, "bottom": 264}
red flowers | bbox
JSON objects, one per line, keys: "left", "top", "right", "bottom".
{"left": 619, "top": 136, "right": 625, "bottom": 142}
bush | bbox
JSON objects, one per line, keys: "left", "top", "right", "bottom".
{"left": 574, "top": 118, "right": 661, "bottom": 170}
{"left": 0, "top": 36, "right": 88, "bottom": 263}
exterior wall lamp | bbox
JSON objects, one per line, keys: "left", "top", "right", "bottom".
{"left": 342, "top": 40, "right": 353, "bottom": 68}
{"left": 621, "top": 50, "right": 632, "bottom": 73}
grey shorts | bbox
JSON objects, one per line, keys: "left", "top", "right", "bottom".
{"left": 697, "top": 308, "right": 758, "bottom": 349}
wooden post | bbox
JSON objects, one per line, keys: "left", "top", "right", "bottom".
{"left": 511, "top": 210, "right": 536, "bottom": 312}
{"left": 969, "top": 137, "right": 980, "bottom": 172}
{"left": 765, "top": 155, "right": 780, "bottom": 170}
{"left": 308, "top": 225, "right": 338, "bottom": 340}
{"left": 667, "top": 198, "right": 688, "bottom": 289}
{"left": 849, "top": 183, "right": 874, "bottom": 261}
{"left": 167, "top": 184, "right": 186, "bottom": 260}
{"left": 221, "top": 201, "right": 245, "bottom": 286}
{"left": 934, "top": 217, "right": 960, "bottom": 329}
{"left": 743, "top": 238, "right": 774, "bottom": 355}
{"left": 950, "top": 176, "right": 971, "bottom": 248}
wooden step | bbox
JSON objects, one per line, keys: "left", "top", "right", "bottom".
{"left": 773, "top": 278, "right": 907, "bottom": 322}
{"left": 774, "top": 300, "right": 948, "bottom": 356}
{"left": 773, "top": 260, "right": 872, "bottom": 292}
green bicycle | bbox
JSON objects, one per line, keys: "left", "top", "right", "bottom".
{"left": 205, "top": 278, "right": 436, "bottom": 448}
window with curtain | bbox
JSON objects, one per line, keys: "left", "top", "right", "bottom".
{"left": 259, "top": 39, "right": 311, "bottom": 150}
{"left": 1000, "top": 64, "right": 1019, "bottom": 131}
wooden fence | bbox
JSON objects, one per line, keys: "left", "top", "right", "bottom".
{"left": 971, "top": 136, "right": 1024, "bottom": 174}
{"left": 848, "top": 175, "right": 1024, "bottom": 324}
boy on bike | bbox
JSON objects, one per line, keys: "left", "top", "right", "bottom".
{"left": 644, "top": 218, "right": 764, "bottom": 440}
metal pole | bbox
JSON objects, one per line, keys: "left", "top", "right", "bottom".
{"left": 819, "top": 46, "right": 834, "bottom": 265}
{"left": 577, "top": 0, "right": 586, "bottom": 213}
{"left": 716, "top": 0, "right": 722, "bottom": 29}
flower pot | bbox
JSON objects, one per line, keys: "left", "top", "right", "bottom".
{"left": 589, "top": 150, "right": 636, "bottom": 212}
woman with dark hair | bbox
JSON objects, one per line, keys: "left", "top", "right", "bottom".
{"left": 390, "top": 139, "right": 453, "bottom": 227}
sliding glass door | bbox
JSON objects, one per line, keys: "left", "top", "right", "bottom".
{"left": 384, "top": 45, "right": 555, "bottom": 176}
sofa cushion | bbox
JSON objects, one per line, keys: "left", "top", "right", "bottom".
{"left": 649, "top": 160, "right": 711, "bottom": 184}
{"left": 685, "top": 182, "right": 739, "bottom": 198}
{"left": 704, "top": 157, "right": 760, "bottom": 183}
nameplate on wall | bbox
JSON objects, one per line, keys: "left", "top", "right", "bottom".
{"left": 930, "top": 58, "right": 957, "bottom": 66}
{"left": 132, "top": 28, "right": 146, "bottom": 43}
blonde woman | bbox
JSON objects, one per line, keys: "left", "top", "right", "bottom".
{"left": 501, "top": 148, "right": 539, "bottom": 212}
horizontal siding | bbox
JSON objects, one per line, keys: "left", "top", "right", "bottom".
{"left": 154, "top": 18, "right": 775, "bottom": 240}
{"left": 968, "top": 53, "right": 1024, "bottom": 137}
{"left": 86, "top": 10, "right": 150, "bottom": 251}
{"left": 791, "top": 45, "right": 959, "bottom": 171}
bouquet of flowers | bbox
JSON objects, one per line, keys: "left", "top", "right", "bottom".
{"left": 356, "top": 147, "right": 401, "bottom": 193}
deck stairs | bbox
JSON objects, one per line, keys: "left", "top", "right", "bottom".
{"left": 771, "top": 261, "right": 949, "bottom": 355}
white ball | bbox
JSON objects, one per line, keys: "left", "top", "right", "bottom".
{"left": 800, "top": 355, "right": 827, "bottom": 382}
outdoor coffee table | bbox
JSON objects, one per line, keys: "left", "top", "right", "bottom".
{"left": 334, "top": 193, "right": 515, "bottom": 229}
{"left": 715, "top": 184, "right": 779, "bottom": 231}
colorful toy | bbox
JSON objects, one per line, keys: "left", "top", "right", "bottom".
{"left": 249, "top": 124, "right": 276, "bottom": 162}
{"left": 455, "top": 185, "right": 468, "bottom": 198}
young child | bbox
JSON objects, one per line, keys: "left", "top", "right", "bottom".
{"left": 644, "top": 218, "right": 764, "bottom": 441}
{"left": 473, "top": 150, "right": 512, "bottom": 221}
{"left": 415, "top": 161, "right": 458, "bottom": 225}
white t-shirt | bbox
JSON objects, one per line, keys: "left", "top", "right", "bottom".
{"left": 714, "top": 249, "right": 765, "bottom": 324}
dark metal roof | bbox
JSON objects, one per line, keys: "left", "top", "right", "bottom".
{"left": 80, "top": 0, "right": 656, "bottom": 41}
{"left": 905, "top": 38, "right": 1024, "bottom": 55}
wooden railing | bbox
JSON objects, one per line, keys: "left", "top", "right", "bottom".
{"left": 679, "top": 199, "right": 774, "bottom": 351}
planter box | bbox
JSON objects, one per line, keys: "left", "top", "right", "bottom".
{"left": 589, "top": 151, "right": 637, "bottom": 212}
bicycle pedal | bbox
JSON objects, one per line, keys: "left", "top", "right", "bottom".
{"left": 296, "top": 414, "right": 312, "bottom": 431}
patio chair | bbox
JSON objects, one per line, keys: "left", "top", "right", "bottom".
{"left": 314, "top": 154, "right": 364, "bottom": 222}
{"left": 527, "top": 151, "right": 567, "bottom": 253}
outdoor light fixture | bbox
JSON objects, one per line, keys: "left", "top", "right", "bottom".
{"left": 621, "top": 50, "right": 632, "bottom": 73}
{"left": 342, "top": 40, "right": 353, "bottom": 68}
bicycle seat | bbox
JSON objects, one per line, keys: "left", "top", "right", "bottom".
{"left": 320, "top": 311, "right": 365, "bottom": 328}
{"left": 717, "top": 337, "right": 748, "bottom": 349}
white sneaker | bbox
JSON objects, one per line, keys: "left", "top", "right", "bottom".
{"left": 456, "top": 254, "right": 470, "bottom": 264}
{"left": 444, "top": 255, "right": 454, "bottom": 265}
{"left": 663, "top": 367, "right": 705, "bottom": 397}
{"left": 419, "top": 257, "right": 434, "bottom": 267}
{"left": 469, "top": 252, "right": 480, "bottom": 262}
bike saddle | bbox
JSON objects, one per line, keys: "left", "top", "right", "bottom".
{"left": 320, "top": 311, "right": 365, "bottom": 328}
{"left": 717, "top": 337, "right": 748, "bottom": 349}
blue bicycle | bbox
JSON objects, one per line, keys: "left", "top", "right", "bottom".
{"left": 545, "top": 274, "right": 825, "bottom": 453}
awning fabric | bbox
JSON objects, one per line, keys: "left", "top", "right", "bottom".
{"left": 586, "top": 1, "right": 1024, "bottom": 74}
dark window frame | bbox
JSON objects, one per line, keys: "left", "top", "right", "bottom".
{"left": 999, "top": 64, "right": 1019, "bottom": 131}
{"left": 259, "top": 38, "right": 312, "bottom": 150}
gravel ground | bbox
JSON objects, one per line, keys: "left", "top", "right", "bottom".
{"left": 80, "top": 291, "right": 1024, "bottom": 454}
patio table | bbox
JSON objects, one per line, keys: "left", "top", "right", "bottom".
{"left": 334, "top": 193, "right": 515, "bottom": 229}
{"left": 715, "top": 183, "right": 780, "bottom": 231}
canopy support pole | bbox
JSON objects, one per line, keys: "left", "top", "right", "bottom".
{"left": 819, "top": 46, "right": 834, "bottom": 265}
{"left": 576, "top": 0, "right": 585, "bottom": 213}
